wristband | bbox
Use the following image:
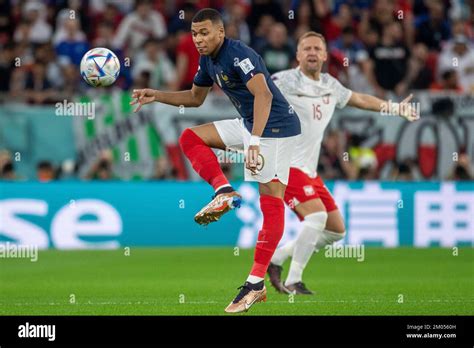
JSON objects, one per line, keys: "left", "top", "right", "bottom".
{"left": 249, "top": 135, "right": 261, "bottom": 146}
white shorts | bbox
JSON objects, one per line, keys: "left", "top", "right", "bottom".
{"left": 214, "top": 118, "right": 298, "bottom": 185}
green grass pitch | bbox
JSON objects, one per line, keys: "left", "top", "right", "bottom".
{"left": 1, "top": 247, "right": 473, "bottom": 315}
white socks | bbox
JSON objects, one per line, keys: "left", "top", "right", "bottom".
{"left": 271, "top": 239, "right": 296, "bottom": 266}
{"left": 246, "top": 275, "right": 264, "bottom": 284}
{"left": 315, "top": 229, "right": 346, "bottom": 251}
{"left": 285, "top": 211, "right": 328, "bottom": 286}
{"left": 285, "top": 228, "right": 346, "bottom": 286}
{"left": 270, "top": 209, "right": 348, "bottom": 286}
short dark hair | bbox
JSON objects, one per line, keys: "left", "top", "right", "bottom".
{"left": 192, "top": 8, "right": 223, "bottom": 25}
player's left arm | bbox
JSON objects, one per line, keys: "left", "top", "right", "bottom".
{"left": 233, "top": 45, "right": 272, "bottom": 173}
{"left": 247, "top": 73, "right": 273, "bottom": 137}
{"left": 347, "top": 92, "right": 420, "bottom": 122}
{"left": 245, "top": 73, "right": 273, "bottom": 173}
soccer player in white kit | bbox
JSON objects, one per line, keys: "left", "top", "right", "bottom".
{"left": 267, "top": 31, "right": 419, "bottom": 294}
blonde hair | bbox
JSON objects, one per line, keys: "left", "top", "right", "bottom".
{"left": 297, "top": 31, "right": 327, "bottom": 48}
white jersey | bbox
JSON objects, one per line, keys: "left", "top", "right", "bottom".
{"left": 272, "top": 68, "right": 352, "bottom": 177}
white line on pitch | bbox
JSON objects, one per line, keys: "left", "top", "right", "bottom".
{"left": 1, "top": 298, "right": 473, "bottom": 306}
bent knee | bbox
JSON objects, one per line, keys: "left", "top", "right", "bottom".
{"left": 303, "top": 211, "right": 328, "bottom": 230}
{"left": 179, "top": 128, "right": 202, "bottom": 150}
{"left": 328, "top": 225, "right": 346, "bottom": 234}
{"left": 326, "top": 221, "right": 346, "bottom": 234}
{"left": 325, "top": 210, "right": 345, "bottom": 234}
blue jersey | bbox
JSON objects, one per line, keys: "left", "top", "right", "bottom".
{"left": 193, "top": 38, "right": 301, "bottom": 138}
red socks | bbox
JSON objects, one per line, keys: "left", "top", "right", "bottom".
{"left": 179, "top": 128, "right": 229, "bottom": 190}
{"left": 180, "top": 128, "right": 285, "bottom": 279}
{"left": 250, "top": 195, "right": 285, "bottom": 278}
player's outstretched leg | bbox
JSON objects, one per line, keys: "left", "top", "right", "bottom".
{"left": 285, "top": 207, "right": 346, "bottom": 295}
{"left": 267, "top": 195, "right": 327, "bottom": 294}
{"left": 284, "top": 210, "right": 328, "bottom": 295}
{"left": 225, "top": 181, "right": 286, "bottom": 313}
{"left": 179, "top": 125, "right": 241, "bottom": 225}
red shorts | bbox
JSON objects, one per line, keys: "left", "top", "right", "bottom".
{"left": 284, "top": 167, "right": 338, "bottom": 220}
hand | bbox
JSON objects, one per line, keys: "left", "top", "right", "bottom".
{"left": 246, "top": 145, "right": 261, "bottom": 175}
{"left": 130, "top": 88, "right": 157, "bottom": 112}
{"left": 398, "top": 93, "right": 420, "bottom": 122}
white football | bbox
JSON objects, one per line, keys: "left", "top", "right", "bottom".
{"left": 80, "top": 47, "right": 120, "bottom": 87}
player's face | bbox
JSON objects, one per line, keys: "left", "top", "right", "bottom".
{"left": 191, "top": 20, "right": 224, "bottom": 56}
{"left": 296, "top": 36, "right": 327, "bottom": 74}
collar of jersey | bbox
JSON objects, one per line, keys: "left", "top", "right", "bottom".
{"left": 297, "top": 66, "right": 322, "bottom": 86}
{"left": 211, "top": 37, "right": 229, "bottom": 62}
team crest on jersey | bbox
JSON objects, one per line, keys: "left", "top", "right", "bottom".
{"left": 323, "top": 95, "right": 330, "bottom": 104}
{"left": 303, "top": 185, "right": 315, "bottom": 196}
{"left": 219, "top": 71, "right": 235, "bottom": 88}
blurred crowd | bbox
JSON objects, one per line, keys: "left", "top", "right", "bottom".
{"left": 1, "top": 129, "right": 472, "bottom": 181}
{"left": 0, "top": 0, "right": 473, "bottom": 182}
{"left": 316, "top": 130, "right": 473, "bottom": 181}
{"left": 1, "top": 0, "right": 474, "bottom": 101}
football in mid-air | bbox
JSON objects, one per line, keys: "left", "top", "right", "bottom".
{"left": 80, "top": 47, "right": 120, "bottom": 87}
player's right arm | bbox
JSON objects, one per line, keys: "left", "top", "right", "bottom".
{"left": 327, "top": 74, "right": 419, "bottom": 122}
{"left": 131, "top": 56, "right": 214, "bottom": 112}
{"left": 348, "top": 92, "right": 419, "bottom": 122}
{"left": 130, "top": 84, "right": 211, "bottom": 112}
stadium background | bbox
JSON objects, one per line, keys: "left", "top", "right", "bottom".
{"left": 0, "top": 0, "right": 473, "bottom": 316}
{"left": 0, "top": 0, "right": 472, "bottom": 249}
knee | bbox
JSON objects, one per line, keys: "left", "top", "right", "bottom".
{"left": 325, "top": 211, "right": 346, "bottom": 234}
{"left": 178, "top": 128, "right": 193, "bottom": 146}
{"left": 329, "top": 221, "right": 346, "bottom": 234}
{"left": 303, "top": 211, "right": 328, "bottom": 230}
{"left": 179, "top": 128, "right": 200, "bottom": 151}
{"left": 332, "top": 227, "right": 346, "bottom": 235}
{"left": 259, "top": 182, "right": 286, "bottom": 199}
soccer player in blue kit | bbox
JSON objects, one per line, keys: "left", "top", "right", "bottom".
{"left": 131, "top": 8, "right": 301, "bottom": 313}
